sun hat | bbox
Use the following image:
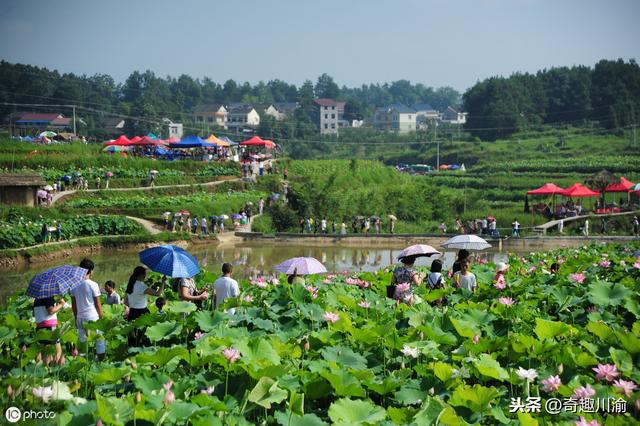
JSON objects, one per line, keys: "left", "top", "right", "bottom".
{"left": 495, "top": 262, "right": 509, "bottom": 273}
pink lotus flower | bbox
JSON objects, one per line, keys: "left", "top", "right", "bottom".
{"left": 201, "top": 385, "right": 215, "bottom": 395}
{"left": 541, "top": 375, "right": 562, "bottom": 392}
{"left": 223, "top": 348, "right": 241, "bottom": 363}
{"left": 327, "top": 274, "right": 337, "bottom": 279}
{"left": 269, "top": 278, "right": 280, "bottom": 285}
{"left": 593, "top": 363, "right": 619, "bottom": 381}
{"left": 251, "top": 278, "right": 268, "bottom": 288}
{"left": 71, "top": 348, "right": 79, "bottom": 357}
{"left": 498, "top": 297, "right": 515, "bottom": 306}
{"left": 304, "top": 285, "right": 319, "bottom": 299}
{"left": 598, "top": 260, "right": 611, "bottom": 268}
{"left": 573, "top": 384, "right": 596, "bottom": 399}
{"left": 323, "top": 311, "right": 340, "bottom": 323}
{"left": 396, "top": 283, "right": 411, "bottom": 293}
{"left": 194, "top": 332, "right": 204, "bottom": 340}
{"left": 494, "top": 275, "right": 506, "bottom": 290}
{"left": 403, "top": 294, "right": 415, "bottom": 305}
{"left": 401, "top": 345, "right": 419, "bottom": 358}
{"left": 322, "top": 279, "right": 332, "bottom": 284}
{"left": 477, "top": 258, "right": 488, "bottom": 265}
{"left": 619, "top": 260, "right": 626, "bottom": 266}
{"left": 345, "top": 277, "right": 359, "bottom": 285}
{"left": 528, "top": 266, "right": 537, "bottom": 273}
{"left": 447, "top": 270, "right": 453, "bottom": 278}
{"left": 569, "top": 273, "right": 586, "bottom": 284}
{"left": 575, "top": 417, "right": 600, "bottom": 426}
{"left": 586, "top": 306, "right": 598, "bottom": 313}
{"left": 163, "top": 389, "right": 175, "bottom": 405}
{"left": 163, "top": 380, "right": 174, "bottom": 391}
{"left": 358, "top": 300, "right": 371, "bottom": 309}
{"left": 634, "top": 262, "right": 640, "bottom": 269}
{"left": 472, "top": 335, "right": 480, "bottom": 344}
{"left": 613, "top": 379, "right": 637, "bottom": 397}
{"left": 243, "top": 295, "right": 254, "bottom": 302}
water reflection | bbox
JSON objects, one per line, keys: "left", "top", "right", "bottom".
{"left": 0, "top": 243, "right": 510, "bottom": 304}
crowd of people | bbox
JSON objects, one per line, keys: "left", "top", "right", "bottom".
{"left": 33, "top": 258, "right": 241, "bottom": 362}
{"left": 298, "top": 216, "right": 396, "bottom": 235}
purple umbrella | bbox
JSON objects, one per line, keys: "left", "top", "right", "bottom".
{"left": 37, "top": 189, "right": 47, "bottom": 198}
{"left": 275, "top": 257, "right": 327, "bottom": 275}
{"left": 397, "top": 244, "right": 440, "bottom": 261}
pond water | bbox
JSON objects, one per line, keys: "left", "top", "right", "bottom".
{"left": 0, "top": 242, "right": 512, "bottom": 304}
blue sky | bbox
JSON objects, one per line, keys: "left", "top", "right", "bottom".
{"left": 0, "top": 0, "right": 639, "bottom": 91}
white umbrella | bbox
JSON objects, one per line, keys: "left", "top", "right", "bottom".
{"left": 441, "top": 235, "right": 491, "bottom": 251}
{"left": 275, "top": 257, "right": 327, "bottom": 275}
{"left": 43, "top": 185, "right": 53, "bottom": 191}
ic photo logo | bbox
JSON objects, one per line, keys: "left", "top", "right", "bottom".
{"left": 4, "top": 407, "right": 56, "bottom": 423}
{"left": 5, "top": 407, "right": 21, "bottom": 423}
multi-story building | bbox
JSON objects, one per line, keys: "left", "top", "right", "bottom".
{"left": 413, "top": 103, "right": 440, "bottom": 130}
{"left": 314, "top": 99, "right": 346, "bottom": 135}
{"left": 227, "top": 105, "right": 260, "bottom": 131}
{"left": 373, "top": 104, "right": 417, "bottom": 133}
{"left": 440, "top": 106, "right": 467, "bottom": 124}
{"left": 193, "top": 104, "right": 228, "bottom": 128}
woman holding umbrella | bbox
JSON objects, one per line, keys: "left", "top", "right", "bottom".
{"left": 391, "top": 255, "right": 423, "bottom": 302}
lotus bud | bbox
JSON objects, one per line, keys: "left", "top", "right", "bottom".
{"left": 96, "top": 419, "right": 103, "bottom": 426}
{"left": 71, "top": 348, "right": 79, "bottom": 357}
{"left": 636, "top": 398, "right": 640, "bottom": 411}
{"left": 401, "top": 361, "right": 405, "bottom": 369}
{"left": 557, "top": 364, "right": 564, "bottom": 374}
{"left": 303, "top": 340, "right": 310, "bottom": 352}
{"left": 419, "top": 331, "right": 424, "bottom": 340}
{"left": 21, "top": 345, "right": 27, "bottom": 353}
{"left": 7, "top": 385, "right": 14, "bottom": 398}
{"left": 163, "top": 390, "right": 176, "bottom": 405}
{"left": 130, "top": 362, "right": 137, "bottom": 370}
{"left": 135, "top": 392, "right": 142, "bottom": 403}
{"left": 429, "top": 387, "right": 435, "bottom": 395}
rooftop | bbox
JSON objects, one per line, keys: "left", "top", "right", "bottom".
{"left": 314, "top": 98, "right": 346, "bottom": 107}
{"left": 0, "top": 173, "right": 46, "bottom": 187}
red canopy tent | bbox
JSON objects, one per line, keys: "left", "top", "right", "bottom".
{"left": 239, "top": 136, "right": 275, "bottom": 149}
{"left": 561, "top": 183, "right": 599, "bottom": 197}
{"left": 129, "top": 136, "right": 143, "bottom": 144}
{"left": 604, "top": 177, "right": 634, "bottom": 192}
{"left": 165, "top": 136, "right": 181, "bottom": 143}
{"left": 527, "top": 183, "right": 565, "bottom": 195}
{"left": 130, "top": 136, "right": 166, "bottom": 146}
{"left": 104, "top": 135, "right": 131, "bottom": 146}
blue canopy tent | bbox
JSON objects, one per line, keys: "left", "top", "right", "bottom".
{"left": 169, "top": 135, "right": 217, "bottom": 149}
{"left": 146, "top": 132, "right": 161, "bottom": 140}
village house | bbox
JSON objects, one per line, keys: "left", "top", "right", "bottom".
{"left": 0, "top": 174, "right": 46, "bottom": 207}
{"left": 227, "top": 105, "right": 260, "bottom": 131}
{"left": 315, "top": 99, "right": 346, "bottom": 135}
{"left": 193, "top": 104, "right": 228, "bottom": 128}
{"left": 373, "top": 104, "right": 417, "bottom": 133}
{"left": 440, "top": 106, "right": 467, "bottom": 124}
{"left": 413, "top": 103, "right": 440, "bottom": 130}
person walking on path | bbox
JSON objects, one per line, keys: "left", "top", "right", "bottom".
{"left": 71, "top": 258, "right": 105, "bottom": 360}
{"left": 201, "top": 217, "right": 208, "bottom": 236}
{"left": 41, "top": 222, "right": 50, "bottom": 244}
{"left": 123, "top": 266, "right": 165, "bottom": 346}
{"left": 212, "top": 263, "right": 240, "bottom": 315}
{"left": 259, "top": 198, "right": 265, "bottom": 215}
{"left": 511, "top": 219, "right": 520, "bottom": 237}
{"left": 389, "top": 217, "right": 396, "bottom": 234}
{"left": 633, "top": 216, "right": 639, "bottom": 237}
{"left": 582, "top": 219, "right": 590, "bottom": 236}
{"left": 56, "top": 221, "right": 63, "bottom": 241}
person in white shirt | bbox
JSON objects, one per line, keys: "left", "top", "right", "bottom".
{"left": 212, "top": 263, "right": 240, "bottom": 315}
{"left": 71, "top": 258, "right": 105, "bottom": 360}
{"left": 123, "top": 266, "right": 164, "bottom": 346}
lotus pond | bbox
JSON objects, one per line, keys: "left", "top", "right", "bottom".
{"left": 0, "top": 242, "right": 639, "bottom": 425}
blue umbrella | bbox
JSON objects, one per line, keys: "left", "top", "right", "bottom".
{"left": 27, "top": 265, "right": 88, "bottom": 298}
{"left": 231, "top": 213, "right": 243, "bottom": 220}
{"left": 139, "top": 244, "right": 200, "bottom": 278}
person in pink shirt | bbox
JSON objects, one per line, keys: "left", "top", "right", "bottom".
{"left": 34, "top": 296, "right": 67, "bottom": 364}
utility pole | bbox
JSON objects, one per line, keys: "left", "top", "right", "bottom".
{"left": 633, "top": 124, "right": 637, "bottom": 150}
{"left": 72, "top": 105, "right": 77, "bottom": 136}
{"left": 436, "top": 139, "right": 440, "bottom": 171}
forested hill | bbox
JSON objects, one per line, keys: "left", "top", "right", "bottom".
{"left": 464, "top": 59, "right": 640, "bottom": 140}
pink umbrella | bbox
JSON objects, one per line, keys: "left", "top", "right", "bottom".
{"left": 397, "top": 244, "right": 441, "bottom": 260}
{"left": 275, "top": 257, "right": 327, "bottom": 275}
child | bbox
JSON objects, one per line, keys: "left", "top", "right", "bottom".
{"left": 34, "top": 296, "right": 67, "bottom": 364}
{"left": 427, "top": 259, "right": 446, "bottom": 289}
{"left": 155, "top": 297, "right": 166, "bottom": 315}
{"left": 452, "top": 259, "right": 477, "bottom": 293}
{"left": 104, "top": 281, "right": 121, "bottom": 305}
